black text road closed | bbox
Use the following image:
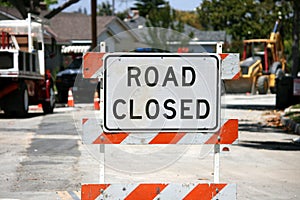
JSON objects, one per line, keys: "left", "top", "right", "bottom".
{"left": 103, "top": 53, "right": 220, "bottom": 132}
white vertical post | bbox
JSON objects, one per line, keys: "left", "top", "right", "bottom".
{"left": 214, "top": 42, "right": 223, "bottom": 183}
{"left": 216, "top": 42, "right": 223, "bottom": 54}
{"left": 99, "top": 41, "right": 106, "bottom": 184}
{"left": 27, "top": 13, "right": 32, "bottom": 52}
{"left": 99, "top": 143, "right": 105, "bottom": 184}
{"left": 100, "top": 41, "right": 106, "bottom": 53}
{"left": 214, "top": 143, "right": 220, "bottom": 183}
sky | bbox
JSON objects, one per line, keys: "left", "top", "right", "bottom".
{"left": 51, "top": 0, "right": 203, "bottom": 13}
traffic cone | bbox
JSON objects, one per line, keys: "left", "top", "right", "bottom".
{"left": 67, "top": 88, "right": 74, "bottom": 107}
{"left": 94, "top": 91, "right": 100, "bottom": 110}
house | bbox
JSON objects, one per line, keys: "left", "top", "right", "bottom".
{"left": 48, "top": 12, "right": 141, "bottom": 70}
{"left": 0, "top": 7, "right": 141, "bottom": 72}
{"left": 49, "top": 12, "right": 141, "bottom": 52}
{"left": 124, "top": 10, "right": 231, "bottom": 53}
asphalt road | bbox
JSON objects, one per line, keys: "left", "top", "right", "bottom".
{"left": 0, "top": 94, "right": 299, "bottom": 200}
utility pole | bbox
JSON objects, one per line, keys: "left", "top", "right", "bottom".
{"left": 112, "top": 0, "right": 115, "bottom": 15}
{"left": 91, "top": 0, "right": 97, "bottom": 49}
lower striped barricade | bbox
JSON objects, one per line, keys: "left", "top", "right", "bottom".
{"left": 81, "top": 183, "right": 236, "bottom": 200}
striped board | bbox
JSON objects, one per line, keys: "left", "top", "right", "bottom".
{"left": 82, "top": 52, "right": 240, "bottom": 80}
{"left": 82, "top": 118, "right": 238, "bottom": 145}
{"left": 81, "top": 183, "right": 236, "bottom": 200}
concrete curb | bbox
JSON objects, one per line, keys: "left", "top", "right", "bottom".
{"left": 281, "top": 107, "right": 300, "bottom": 135}
{"left": 281, "top": 116, "right": 300, "bottom": 134}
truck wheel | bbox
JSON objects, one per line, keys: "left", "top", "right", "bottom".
{"left": 270, "top": 87, "right": 276, "bottom": 94}
{"left": 270, "top": 68, "right": 284, "bottom": 94}
{"left": 257, "top": 76, "right": 269, "bottom": 94}
{"left": 275, "top": 68, "right": 284, "bottom": 79}
{"left": 21, "top": 85, "right": 29, "bottom": 115}
{"left": 16, "top": 83, "right": 29, "bottom": 116}
{"left": 4, "top": 83, "right": 29, "bottom": 117}
{"left": 42, "top": 86, "right": 55, "bottom": 114}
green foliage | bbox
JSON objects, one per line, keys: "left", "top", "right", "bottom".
{"left": 291, "top": 104, "right": 300, "bottom": 109}
{"left": 284, "top": 39, "right": 293, "bottom": 72}
{"left": 0, "top": 0, "right": 58, "bottom": 9}
{"left": 134, "top": 0, "right": 182, "bottom": 31}
{"left": 97, "top": 1, "right": 113, "bottom": 16}
{"left": 116, "top": 10, "right": 129, "bottom": 20}
{"left": 134, "top": 0, "right": 190, "bottom": 50}
{"left": 0, "top": 0, "right": 13, "bottom": 7}
{"left": 197, "top": 0, "right": 294, "bottom": 55}
{"left": 134, "top": 0, "right": 165, "bottom": 17}
{"left": 197, "top": 0, "right": 293, "bottom": 41}
{"left": 175, "top": 10, "right": 202, "bottom": 29}
{"left": 44, "top": 0, "right": 58, "bottom": 6}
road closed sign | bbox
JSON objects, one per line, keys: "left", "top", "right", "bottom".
{"left": 103, "top": 53, "right": 220, "bottom": 132}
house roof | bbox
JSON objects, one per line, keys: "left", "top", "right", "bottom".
{"left": 183, "top": 24, "right": 228, "bottom": 42}
{"left": 0, "top": 6, "right": 136, "bottom": 45}
{"left": 0, "top": 6, "right": 22, "bottom": 19}
{"left": 125, "top": 15, "right": 229, "bottom": 43}
{"left": 124, "top": 16, "right": 146, "bottom": 30}
{"left": 49, "top": 12, "right": 117, "bottom": 43}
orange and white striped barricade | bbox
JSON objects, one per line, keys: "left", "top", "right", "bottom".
{"left": 82, "top": 118, "right": 238, "bottom": 145}
{"left": 81, "top": 183, "right": 237, "bottom": 200}
{"left": 83, "top": 52, "right": 240, "bottom": 81}
{"left": 81, "top": 42, "right": 239, "bottom": 200}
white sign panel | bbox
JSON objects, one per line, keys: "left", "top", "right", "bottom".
{"left": 103, "top": 53, "right": 220, "bottom": 132}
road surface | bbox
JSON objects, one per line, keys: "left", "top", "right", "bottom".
{"left": 0, "top": 94, "right": 299, "bottom": 199}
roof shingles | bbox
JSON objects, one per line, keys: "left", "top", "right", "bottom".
{"left": 49, "top": 12, "right": 116, "bottom": 41}
{"left": 0, "top": 6, "right": 117, "bottom": 43}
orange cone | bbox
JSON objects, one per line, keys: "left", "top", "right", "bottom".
{"left": 94, "top": 91, "right": 100, "bottom": 110}
{"left": 67, "top": 88, "right": 74, "bottom": 107}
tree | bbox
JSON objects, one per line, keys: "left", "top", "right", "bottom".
{"left": 291, "top": 0, "right": 300, "bottom": 77}
{"left": 0, "top": 0, "right": 60, "bottom": 18}
{"left": 97, "top": 1, "right": 113, "bottom": 16}
{"left": 0, "top": 0, "right": 13, "bottom": 7}
{"left": 116, "top": 9, "right": 129, "bottom": 20}
{"left": 197, "top": 0, "right": 293, "bottom": 41}
{"left": 44, "top": 0, "right": 58, "bottom": 8}
{"left": 197, "top": 0, "right": 294, "bottom": 56}
{"left": 134, "top": 0, "right": 165, "bottom": 17}
{"left": 0, "top": 0, "right": 79, "bottom": 19}
{"left": 175, "top": 10, "right": 202, "bottom": 30}
{"left": 134, "top": 0, "right": 188, "bottom": 50}
{"left": 133, "top": 0, "right": 185, "bottom": 32}
{"left": 44, "top": 0, "right": 80, "bottom": 19}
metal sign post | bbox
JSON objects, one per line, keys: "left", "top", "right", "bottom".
{"left": 213, "top": 43, "right": 223, "bottom": 184}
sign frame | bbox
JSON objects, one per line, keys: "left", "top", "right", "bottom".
{"left": 103, "top": 53, "right": 221, "bottom": 133}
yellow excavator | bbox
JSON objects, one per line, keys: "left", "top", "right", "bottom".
{"left": 224, "top": 19, "right": 286, "bottom": 94}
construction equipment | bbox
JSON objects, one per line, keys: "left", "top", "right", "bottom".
{"left": 225, "top": 19, "right": 286, "bottom": 94}
{"left": 0, "top": 14, "right": 55, "bottom": 116}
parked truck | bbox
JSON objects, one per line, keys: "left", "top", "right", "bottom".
{"left": 0, "top": 14, "right": 55, "bottom": 116}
